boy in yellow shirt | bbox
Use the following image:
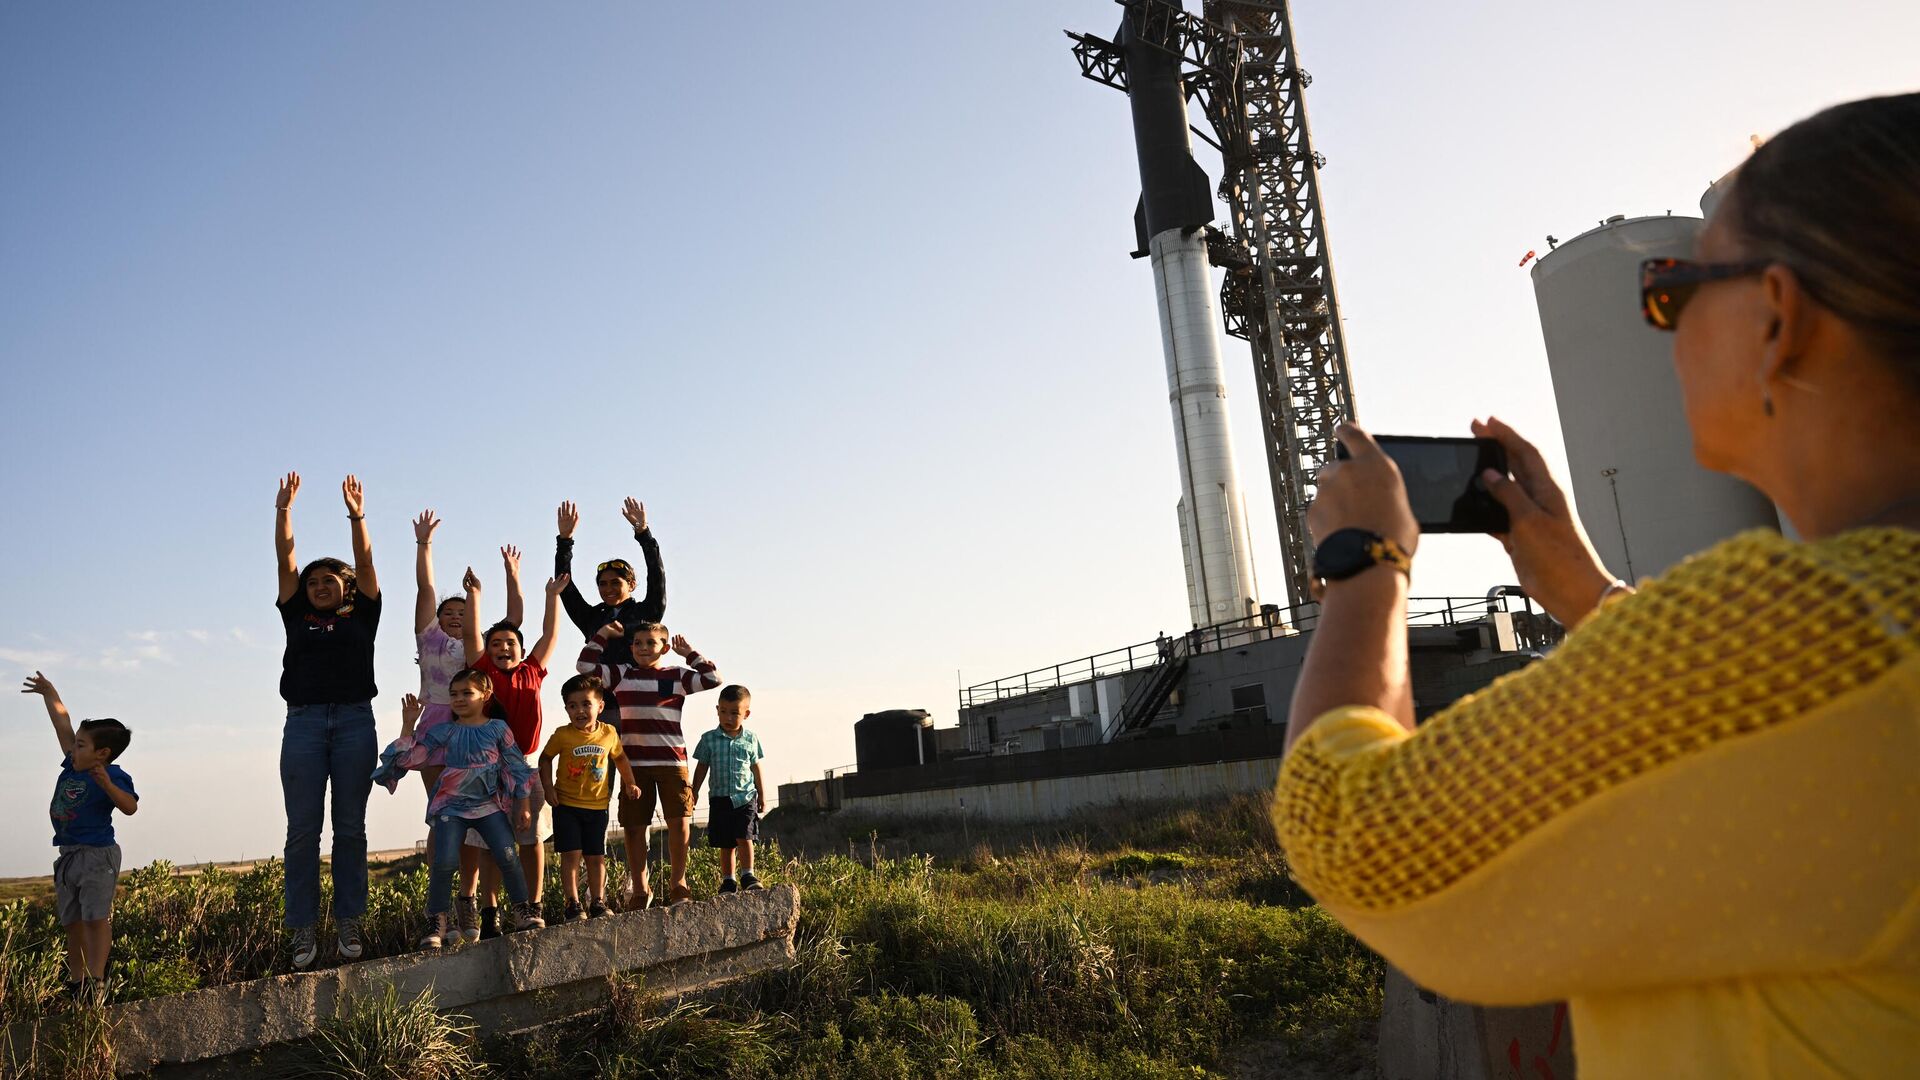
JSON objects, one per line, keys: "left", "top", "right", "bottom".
{"left": 539, "top": 674, "right": 641, "bottom": 920}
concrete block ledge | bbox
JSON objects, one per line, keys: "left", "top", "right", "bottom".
{"left": 7, "top": 884, "right": 799, "bottom": 1075}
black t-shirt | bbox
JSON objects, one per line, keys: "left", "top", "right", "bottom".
{"left": 278, "top": 589, "right": 382, "bottom": 705}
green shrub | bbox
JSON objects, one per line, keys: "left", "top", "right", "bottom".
{"left": 276, "top": 983, "right": 483, "bottom": 1080}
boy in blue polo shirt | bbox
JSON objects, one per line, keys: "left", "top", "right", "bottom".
{"left": 21, "top": 672, "right": 138, "bottom": 1004}
{"left": 689, "top": 685, "right": 766, "bottom": 893}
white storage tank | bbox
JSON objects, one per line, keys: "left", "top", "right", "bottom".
{"left": 1530, "top": 214, "right": 1779, "bottom": 581}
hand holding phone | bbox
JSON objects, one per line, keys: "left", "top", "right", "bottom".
{"left": 1335, "top": 435, "right": 1510, "bottom": 533}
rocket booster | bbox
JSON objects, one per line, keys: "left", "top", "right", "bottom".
{"left": 1118, "top": 8, "right": 1260, "bottom": 630}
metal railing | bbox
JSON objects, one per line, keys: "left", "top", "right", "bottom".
{"left": 959, "top": 593, "right": 1555, "bottom": 711}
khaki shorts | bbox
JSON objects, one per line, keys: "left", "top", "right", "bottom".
{"left": 619, "top": 765, "right": 693, "bottom": 827}
{"left": 54, "top": 844, "right": 121, "bottom": 925}
{"left": 463, "top": 769, "right": 551, "bottom": 849}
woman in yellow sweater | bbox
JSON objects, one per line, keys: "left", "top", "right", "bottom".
{"left": 1274, "top": 93, "right": 1920, "bottom": 1077}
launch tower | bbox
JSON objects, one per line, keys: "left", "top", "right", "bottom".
{"left": 1070, "top": 0, "right": 1356, "bottom": 616}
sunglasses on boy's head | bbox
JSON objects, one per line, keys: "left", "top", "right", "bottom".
{"left": 1639, "top": 257, "right": 1772, "bottom": 330}
{"left": 596, "top": 559, "right": 633, "bottom": 574}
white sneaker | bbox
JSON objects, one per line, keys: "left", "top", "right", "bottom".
{"left": 290, "top": 927, "right": 319, "bottom": 970}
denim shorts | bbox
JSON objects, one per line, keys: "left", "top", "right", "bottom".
{"left": 706, "top": 797, "right": 760, "bottom": 848}
{"left": 551, "top": 804, "right": 610, "bottom": 856}
{"left": 54, "top": 844, "right": 121, "bottom": 925}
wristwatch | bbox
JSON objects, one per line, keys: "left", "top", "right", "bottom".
{"left": 1312, "top": 528, "right": 1412, "bottom": 583}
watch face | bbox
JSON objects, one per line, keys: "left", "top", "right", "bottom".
{"left": 1313, "top": 529, "right": 1378, "bottom": 581}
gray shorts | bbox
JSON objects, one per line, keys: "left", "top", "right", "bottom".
{"left": 54, "top": 844, "right": 121, "bottom": 925}
{"left": 462, "top": 769, "right": 549, "bottom": 849}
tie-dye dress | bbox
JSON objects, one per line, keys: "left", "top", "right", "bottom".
{"left": 371, "top": 718, "right": 533, "bottom": 821}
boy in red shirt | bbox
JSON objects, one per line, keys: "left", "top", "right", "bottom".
{"left": 458, "top": 568, "right": 566, "bottom": 939}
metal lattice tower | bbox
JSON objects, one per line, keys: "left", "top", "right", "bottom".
{"left": 1070, "top": 0, "right": 1356, "bottom": 614}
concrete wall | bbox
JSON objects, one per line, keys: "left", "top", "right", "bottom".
{"left": 5, "top": 886, "right": 800, "bottom": 1076}
{"left": 843, "top": 758, "right": 1281, "bottom": 821}
{"left": 1377, "top": 967, "right": 1574, "bottom": 1080}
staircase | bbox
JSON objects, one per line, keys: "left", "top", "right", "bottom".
{"left": 1104, "top": 636, "right": 1189, "bottom": 742}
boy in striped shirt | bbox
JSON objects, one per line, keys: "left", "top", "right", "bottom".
{"left": 577, "top": 619, "right": 720, "bottom": 907}
{"left": 690, "top": 685, "right": 767, "bottom": 893}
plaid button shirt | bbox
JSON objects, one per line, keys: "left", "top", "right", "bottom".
{"left": 692, "top": 727, "right": 763, "bottom": 805}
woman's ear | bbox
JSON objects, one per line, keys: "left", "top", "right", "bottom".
{"left": 1757, "top": 263, "right": 1816, "bottom": 393}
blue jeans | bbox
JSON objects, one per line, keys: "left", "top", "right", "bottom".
{"left": 429, "top": 812, "right": 528, "bottom": 915}
{"left": 280, "top": 702, "right": 376, "bottom": 929}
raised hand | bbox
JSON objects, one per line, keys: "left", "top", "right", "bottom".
{"left": 401, "top": 693, "right": 423, "bottom": 727}
{"left": 501, "top": 545, "right": 522, "bottom": 575}
{"left": 1471, "top": 416, "right": 1613, "bottom": 626}
{"left": 20, "top": 671, "right": 58, "bottom": 698}
{"left": 342, "top": 475, "right": 366, "bottom": 518}
{"left": 88, "top": 763, "right": 112, "bottom": 787}
{"left": 670, "top": 634, "right": 694, "bottom": 658}
{"left": 621, "top": 497, "right": 647, "bottom": 532}
{"left": 557, "top": 501, "right": 580, "bottom": 539}
{"left": 547, "top": 574, "right": 570, "bottom": 597}
{"left": 277, "top": 472, "right": 302, "bottom": 510}
{"left": 463, "top": 567, "right": 482, "bottom": 594}
{"left": 597, "top": 619, "right": 625, "bottom": 641}
{"left": 414, "top": 510, "right": 440, "bottom": 544}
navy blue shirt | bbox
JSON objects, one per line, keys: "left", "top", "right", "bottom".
{"left": 50, "top": 755, "right": 136, "bottom": 847}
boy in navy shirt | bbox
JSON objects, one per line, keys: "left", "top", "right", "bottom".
{"left": 21, "top": 672, "right": 137, "bottom": 1004}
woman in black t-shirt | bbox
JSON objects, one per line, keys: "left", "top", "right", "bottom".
{"left": 273, "top": 472, "right": 382, "bottom": 970}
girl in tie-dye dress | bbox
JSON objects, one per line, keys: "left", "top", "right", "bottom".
{"left": 372, "top": 670, "right": 545, "bottom": 948}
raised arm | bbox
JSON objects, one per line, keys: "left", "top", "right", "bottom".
{"left": 669, "top": 635, "right": 722, "bottom": 693}
{"left": 343, "top": 475, "right": 379, "bottom": 600}
{"left": 553, "top": 501, "right": 595, "bottom": 632}
{"left": 501, "top": 545, "right": 525, "bottom": 628}
{"left": 623, "top": 498, "right": 667, "bottom": 618}
{"left": 275, "top": 472, "right": 301, "bottom": 603}
{"left": 577, "top": 620, "right": 623, "bottom": 681}
{"left": 528, "top": 574, "right": 567, "bottom": 670}
{"left": 413, "top": 510, "right": 440, "bottom": 634}
{"left": 20, "top": 671, "right": 77, "bottom": 756}
{"left": 461, "top": 568, "right": 484, "bottom": 665}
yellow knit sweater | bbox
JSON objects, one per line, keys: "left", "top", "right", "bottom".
{"left": 1273, "top": 528, "right": 1920, "bottom": 1078}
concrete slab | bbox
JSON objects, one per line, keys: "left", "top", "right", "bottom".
{"left": 3, "top": 885, "right": 799, "bottom": 1076}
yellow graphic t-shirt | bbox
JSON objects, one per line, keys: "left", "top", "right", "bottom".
{"left": 539, "top": 723, "right": 626, "bottom": 810}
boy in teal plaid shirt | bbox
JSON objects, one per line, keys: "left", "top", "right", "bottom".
{"left": 689, "top": 685, "right": 766, "bottom": 893}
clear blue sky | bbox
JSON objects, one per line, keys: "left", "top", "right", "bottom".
{"left": 2, "top": 1, "right": 1912, "bottom": 876}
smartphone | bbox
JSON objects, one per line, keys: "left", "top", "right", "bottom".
{"left": 1333, "top": 435, "right": 1510, "bottom": 533}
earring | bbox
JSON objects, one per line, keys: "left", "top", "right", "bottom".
{"left": 1762, "top": 391, "right": 1775, "bottom": 417}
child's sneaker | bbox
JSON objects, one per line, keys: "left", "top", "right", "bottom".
{"left": 479, "top": 905, "right": 501, "bottom": 940}
{"left": 419, "top": 911, "right": 448, "bottom": 950}
{"left": 563, "top": 900, "right": 585, "bottom": 923}
{"left": 290, "top": 926, "right": 319, "bottom": 970}
{"left": 335, "top": 917, "right": 366, "bottom": 961}
{"left": 718, "top": 877, "right": 738, "bottom": 894}
{"left": 454, "top": 895, "right": 481, "bottom": 943}
{"left": 587, "top": 898, "right": 611, "bottom": 919}
{"left": 512, "top": 901, "right": 546, "bottom": 932}
{"left": 740, "top": 870, "right": 764, "bottom": 891}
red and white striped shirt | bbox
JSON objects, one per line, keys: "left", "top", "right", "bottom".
{"left": 576, "top": 639, "right": 722, "bottom": 767}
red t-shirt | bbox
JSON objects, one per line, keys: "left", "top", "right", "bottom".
{"left": 473, "top": 654, "right": 546, "bottom": 756}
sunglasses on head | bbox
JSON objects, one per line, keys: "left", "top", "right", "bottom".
{"left": 596, "top": 560, "right": 633, "bottom": 574}
{"left": 1639, "top": 257, "right": 1772, "bottom": 330}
